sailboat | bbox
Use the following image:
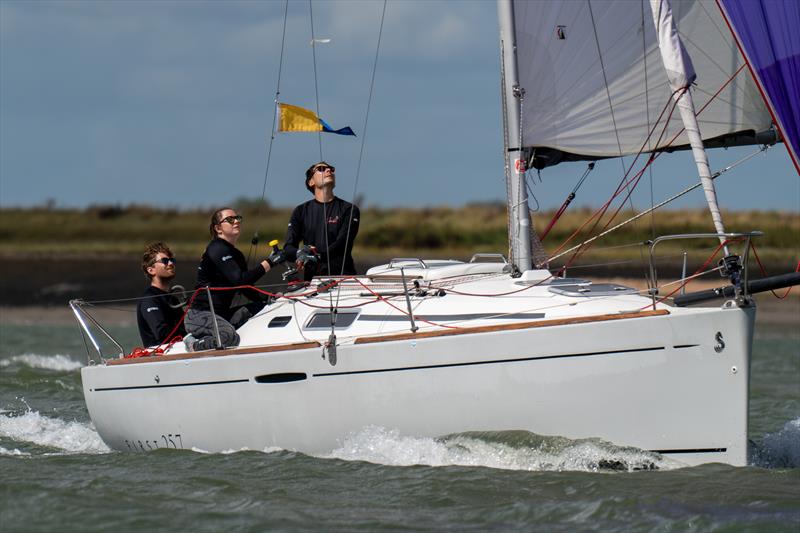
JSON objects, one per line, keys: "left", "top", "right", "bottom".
{"left": 73, "top": 0, "right": 799, "bottom": 466}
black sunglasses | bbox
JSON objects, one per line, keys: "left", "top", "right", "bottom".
{"left": 220, "top": 215, "right": 243, "bottom": 225}
{"left": 153, "top": 257, "right": 176, "bottom": 266}
{"left": 314, "top": 165, "right": 335, "bottom": 173}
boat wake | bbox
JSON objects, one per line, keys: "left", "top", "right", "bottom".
{"left": 324, "top": 426, "right": 671, "bottom": 472}
{"left": 0, "top": 410, "right": 110, "bottom": 455}
{"left": 751, "top": 417, "right": 800, "bottom": 468}
{"left": 0, "top": 353, "right": 83, "bottom": 372}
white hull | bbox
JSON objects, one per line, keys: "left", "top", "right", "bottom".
{"left": 81, "top": 269, "right": 755, "bottom": 467}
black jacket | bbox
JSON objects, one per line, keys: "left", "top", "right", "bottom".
{"left": 136, "top": 285, "right": 186, "bottom": 347}
{"left": 193, "top": 238, "right": 266, "bottom": 320}
{"left": 284, "top": 197, "right": 360, "bottom": 279}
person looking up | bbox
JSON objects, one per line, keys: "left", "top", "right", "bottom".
{"left": 184, "top": 207, "right": 284, "bottom": 351}
{"left": 284, "top": 161, "right": 360, "bottom": 281}
{"left": 136, "top": 242, "right": 186, "bottom": 347}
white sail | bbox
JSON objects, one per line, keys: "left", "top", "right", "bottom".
{"left": 649, "top": 0, "right": 728, "bottom": 247}
{"left": 512, "top": 0, "right": 772, "bottom": 165}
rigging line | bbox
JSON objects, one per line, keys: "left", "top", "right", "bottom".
{"left": 587, "top": 0, "right": 624, "bottom": 159}
{"left": 499, "top": 39, "right": 514, "bottom": 264}
{"left": 539, "top": 163, "right": 594, "bottom": 240}
{"left": 307, "top": 0, "right": 333, "bottom": 328}
{"left": 587, "top": 0, "right": 637, "bottom": 216}
{"left": 550, "top": 62, "right": 746, "bottom": 262}
{"left": 308, "top": 0, "right": 323, "bottom": 161}
{"left": 248, "top": 0, "right": 289, "bottom": 264}
{"left": 641, "top": 0, "right": 656, "bottom": 287}
{"left": 259, "top": 0, "right": 289, "bottom": 206}
{"left": 335, "top": 0, "right": 388, "bottom": 310}
{"left": 549, "top": 91, "right": 682, "bottom": 262}
{"left": 645, "top": 238, "right": 737, "bottom": 309}
{"left": 547, "top": 145, "right": 769, "bottom": 264}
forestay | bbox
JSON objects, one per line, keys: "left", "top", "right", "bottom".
{"left": 512, "top": 0, "right": 773, "bottom": 168}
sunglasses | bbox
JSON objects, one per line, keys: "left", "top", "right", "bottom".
{"left": 220, "top": 215, "right": 243, "bottom": 225}
{"left": 153, "top": 257, "right": 176, "bottom": 266}
{"left": 314, "top": 165, "right": 335, "bottom": 173}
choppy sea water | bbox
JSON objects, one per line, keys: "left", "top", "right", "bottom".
{"left": 1, "top": 310, "right": 798, "bottom": 531}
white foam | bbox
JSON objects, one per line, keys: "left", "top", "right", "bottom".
{"left": 0, "top": 411, "right": 110, "bottom": 454}
{"left": 324, "top": 426, "right": 667, "bottom": 472}
{"left": 0, "top": 354, "right": 83, "bottom": 372}
{"left": 0, "top": 445, "right": 29, "bottom": 456}
{"left": 754, "top": 417, "right": 800, "bottom": 468}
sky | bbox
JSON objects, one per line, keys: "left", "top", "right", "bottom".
{"left": 1, "top": 0, "right": 798, "bottom": 213}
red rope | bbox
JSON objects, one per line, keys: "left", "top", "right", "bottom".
{"left": 549, "top": 65, "right": 748, "bottom": 269}
{"left": 750, "top": 243, "right": 800, "bottom": 299}
{"left": 639, "top": 238, "right": 740, "bottom": 310}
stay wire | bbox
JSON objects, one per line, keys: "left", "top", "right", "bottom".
{"left": 308, "top": 0, "right": 333, "bottom": 325}
{"left": 248, "top": 0, "right": 289, "bottom": 264}
{"left": 334, "top": 0, "right": 388, "bottom": 308}
{"left": 549, "top": 61, "right": 748, "bottom": 268}
{"left": 587, "top": 0, "right": 644, "bottom": 284}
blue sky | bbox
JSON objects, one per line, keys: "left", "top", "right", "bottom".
{"left": 1, "top": 0, "right": 798, "bottom": 213}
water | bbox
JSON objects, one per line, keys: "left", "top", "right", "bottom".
{"left": 1, "top": 308, "right": 798, "bottom": 531}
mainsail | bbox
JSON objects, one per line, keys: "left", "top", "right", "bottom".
{"left": 511, "top": 0, "right": 773, "bottom": 169}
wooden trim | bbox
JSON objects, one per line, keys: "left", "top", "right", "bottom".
{"left": 353, "top": 309, "right": 670, "bottom": 345}
{"left": 107, "top": 341, "right": 321, "bottom": 366}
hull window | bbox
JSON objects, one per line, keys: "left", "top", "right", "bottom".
{"left": 268, "top": 316, "right": 292, "bottom": 328}
{"left": 254, "top": 372, "right": 308, "bottom": 383}
{"left": 305, "top": 312, "right": 359, "bottom": 330}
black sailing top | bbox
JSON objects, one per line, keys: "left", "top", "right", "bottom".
{"left": 136, "top": 285, "right": 186, "bottom": 347}
{"left": 284, "top": 197, "right": 360, "bottom": 279}
{"left": 193, "top": 237, "right": 266, "bottom": 321}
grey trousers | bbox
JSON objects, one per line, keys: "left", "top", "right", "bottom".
{"left": 184, "top": 308, "right": 239, "bottom": 349}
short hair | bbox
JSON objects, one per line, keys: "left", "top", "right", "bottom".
{"left": 209, "top": 207, "right": 234, "bottom": 237}
{"left": 304, "top": 161, "right": 333, "bottom": 193}
{"left": 141, "top": 242, "right": 173, "bottom": 280}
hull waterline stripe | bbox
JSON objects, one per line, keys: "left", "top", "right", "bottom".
{"left": 313, "top": 346, "right": 665, "bottom": 377}
{"left": 93, "top": 378, "right": 249, "bottom": 392}
{"left": 652, "top": 447, "right": 727, "bottom": 454}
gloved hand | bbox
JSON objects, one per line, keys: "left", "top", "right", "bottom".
{"left": 296, "top": 245, "right": 319, "bottom": 272}
{"left": 266, "top": 249, "right": 286, "bottom": 267}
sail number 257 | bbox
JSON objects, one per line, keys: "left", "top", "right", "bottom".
{"left": 124, "top": 433, "right": 183, "bottom": 452}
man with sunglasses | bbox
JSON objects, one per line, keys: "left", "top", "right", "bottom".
{"left": 284, "top": 161, "right": 360, "bottom": 281}
{"left": 185, "top": 207, "right": 284, "bottom": 351}
{"left": 136, "top": 242, "right": 186, "bottom": 347}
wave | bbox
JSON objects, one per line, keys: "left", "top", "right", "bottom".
{"left": 752, "top": 417, "right": 800, "bottom": 468}
{"left": 0, "top": 354, "right": 83, "bottom": 372}
{"left": 0, "top": 445, "right": 29, "bottom": 456}
{"left": 0, "top": 410, "right": 110, "bottom": 454}
{"left": 325, "top": 426, "right": 670, "bottom": 472}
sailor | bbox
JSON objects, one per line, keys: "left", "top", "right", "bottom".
{"left": 136, "top": 242, "right": 186, "bottom": 347}
{"left": 284, "top": 161, "right": 360, "bottom": 281}
{"left": 184, "top": 207, "right": 285, "bottom": 351}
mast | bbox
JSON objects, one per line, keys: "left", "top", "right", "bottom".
{"left": 497, "top": 0, "right": 534, "bottom": 271}
{"left": 649, "top": 0, "right": 729, "bottom": 253}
